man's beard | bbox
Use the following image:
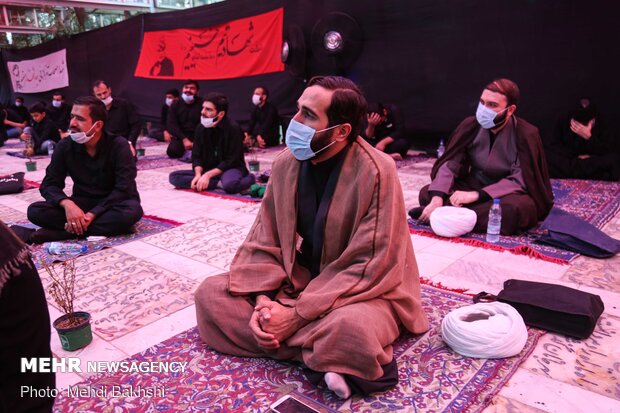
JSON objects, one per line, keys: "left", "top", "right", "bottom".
{"left": 310, "top": 127, "right": 335, "bottom": 154}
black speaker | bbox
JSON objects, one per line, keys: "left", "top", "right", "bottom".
{"left": 282, "top": 24, "right": 307, "bottom": 79}
{"left": 310, "top": 12, "right": 363, "bottom": 73}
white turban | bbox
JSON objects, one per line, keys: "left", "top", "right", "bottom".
{"left": 441, "top": 302, "right": 528, "bottom": 359}
{"left": 430, "top": 206, "right": 477, "bottom": 237}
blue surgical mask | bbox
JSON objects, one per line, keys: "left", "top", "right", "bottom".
{"left": 181, "top": 93, "right": 194, "bottom": 103}
{"left": 476, "top": 103, "right": 508, "bottom": 129}
{"left": 285, "top": 119, "right": 339, "bottom": 161}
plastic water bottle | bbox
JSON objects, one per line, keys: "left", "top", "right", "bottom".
{"left": 437, "top": 139, "right": 446, "bottom": 158}
{"left": 47, "top": 242, "right": 88, "bottom": 256}
{"left": 47, "top": 142, "right": 55, "bottom": 157}
{"left": 486, "top": 198, "right": 502, "bottom": 243}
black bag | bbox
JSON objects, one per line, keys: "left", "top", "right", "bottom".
{"left": 474, "top": 279, "right": 605, "bottom": 339}
{"left": 0, "top": 172, "right": 25, "bottom": 195}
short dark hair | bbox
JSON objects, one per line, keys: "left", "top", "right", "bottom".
{"left": 91, "top": 79, "right": 110, "bottom": 90}
{"left": 205, "top": 92, "right": 229, "bottom": 115}
{"left": 52, "top": 92, "right": 64, "bottom": 99}
{"left": 73, "top": 96, "right": 107, "bottom": 124}
{"left": 165, "top": 88, "right": 180, "bottom": 98}
{"left": 183, "top": 79, "right": 200, "bottom": 91}
{"left": 307, "top": 76, "right": 367, "bottom": 140}
{"left": 28, "top": 103, "right": 46, "bottom": 114}
{"left": 485, "top": 78, "right": 520, "bottom": 106}
{"left": 256, "top": 86, "right": 269, "bottom": 98}
{"left": 15, "top": 96, "right": 24, "bottom": 102}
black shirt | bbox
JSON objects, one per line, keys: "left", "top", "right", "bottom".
{"left": 160, "top": 104, "right": 170, "bottom": 129}
{"left": 105, "top": 98, "right": 141, "bottom": 146}
{"left": 296, "top": 148, "right": 348, "bottom": 274}
{"left": 31, "top": 116, "right": 61, "bottom": 153}
{"left": 0, "top": 108, "right": 22, "bottom": 141}
{"left": 40, "top": 132, "right": 140, "bottom": 217}
{"left": 10, "top": 104, "right": 30, "bottom": 124}
{"left": 192, "top": 117, "right": 248, "bottom": 173}
{"left": 47, "top": 103, "right": 72, "bottom": 131}
{"left": 362, "top": 104, "right": 405, "bottom": 143}
{"left": 167, "top": 97, "right": 204, "bottom": 142}
{"left": 248, "top": 101, "right": 280, "bottom": 146}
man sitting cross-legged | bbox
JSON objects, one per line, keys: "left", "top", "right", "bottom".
{"left": 169, "top": 92, "right": 255, "bottom": 194}
{"left": 12, "top": 96, "right": 143, "bottom": 244}
{"left": 195, "top": 76, "right": 429, "bottom": 399}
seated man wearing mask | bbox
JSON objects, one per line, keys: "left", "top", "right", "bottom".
{"left": 195, "top": 76, "right": 429, "bottom": 399}
{"left": 47, "top": 92, "right": 72, "bottom": 131}
{"left": 244, "top": 86, "right": 280, "bottom": 148}
{"left": 169, "top": 92, "right": 255, "bottom": 194}
{"left": 166, "top": 80, "right": 203, "bottom": 160}
{"left": 13, "top": 96, "right": 143, "bottom": 244}
{"left": 410, "top": 78, "right": 553, "bottom": 235}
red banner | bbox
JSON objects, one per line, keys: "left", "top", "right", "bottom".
{"left": 134, "top": 8, "right": 284, "bottom": 80}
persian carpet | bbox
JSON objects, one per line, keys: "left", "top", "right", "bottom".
{"left": 395, "top": 153, "right": 434, "bottom": 168}
{"left": 409, "top": 179, "right": 620, "bottom": 264}
{"left": 51, "top": 283, "right": 544, "bottom": 413}
{"left": 178, "top": 187, "right": 263, "bottom": 203}
{"left": 6, "top": 150, "right": 48, "bottom": 159}
{"left": 27, "top": 215, "right": 183, "bottom": 268}
{"left": 136, "top": 155, "right": 185, "bottom": 171}
{"left": 24, "top": 179, "right": 40, "bottom": 190}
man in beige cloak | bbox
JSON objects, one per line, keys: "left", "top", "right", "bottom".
{"left": 195, "top": 76, "right": 429, "bottom": 399}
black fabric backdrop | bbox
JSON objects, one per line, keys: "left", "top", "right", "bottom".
{"left": 1, "top": 0, "right": 618, "bottom": 145}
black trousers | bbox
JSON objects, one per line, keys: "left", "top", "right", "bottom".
{"left": 27, "top": 197, "right": 143, "bottom": 236}
{"left": 384, "top": 138, "right": 410, "bottom": 158}
{"left": 546, "top": 152, "right": 620, "bottom": 181}
{"left": 0, "top": 258, "right": 55, "bottom": 413}
{"left": 166, "top": 138, "right": 186, "bottom": 158}
{"left": 419, "top": 181, "right": 538, "bottom": 235}
{"left": 169, "top": 169, "right": 255, "bottom": 194}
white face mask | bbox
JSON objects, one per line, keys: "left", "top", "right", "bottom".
{"left": 165, "top": 97, "right": 174, "bottom": 106}
{"left": 252, "top": 94, "right": 262, "bottom": 106}
{"left": 100, "top": 96, "right": 113, "bottom": 106}
{"left": 70, "top": 121, "right": 100, "bottom": 144}
{"left": 15, "top": 101, "right": 22, "bottom": 107}
{"left": 200, "top": 115, "right": 218, "bottom": 128}
{"left": 52, "top": 100, "right": 62, "bottom": 108}
{"left": 182, "top": 93, "right": 194, "bottom": 103}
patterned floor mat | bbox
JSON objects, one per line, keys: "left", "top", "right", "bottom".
{"left": 51, "top": 283, "right": 544, "bottom": 413}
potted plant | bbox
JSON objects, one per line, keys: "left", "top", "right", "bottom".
{"left": 24, "top": 141, "right": 37, "bottom": 171}
{"left": 41, "top": 259, "right": 93, "bottom": 351}
{"left": 248, "top": 146, "right": 260, "bottom": 172}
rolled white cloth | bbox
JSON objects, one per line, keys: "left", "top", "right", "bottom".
{"left": 430, "top": 206, "right": 477, "bottom": 237}
{"left": 441, "top": 302, "right": 528, "bottom": 358}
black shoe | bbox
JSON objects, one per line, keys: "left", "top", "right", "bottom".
{"left": 408, "top": 206, "right": 424, "bottom": 220}
{"left": 9, "top": 225, "right": 36, "bottom": 244}
{"left": 30, "top": 228, "right": 75, "bottom": 244}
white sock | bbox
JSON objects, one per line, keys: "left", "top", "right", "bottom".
{"left": 324, "top": 372, "right": 351, "bottom": 399}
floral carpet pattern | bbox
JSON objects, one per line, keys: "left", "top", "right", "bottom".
{"left": 52, "top": 284, "right": 544, "bottom": 413}
{"left": 26, "top": 215, "right": 183, "bottom": 267}
{"left": 409, "top": 179, "right": 620, "bottom": 264}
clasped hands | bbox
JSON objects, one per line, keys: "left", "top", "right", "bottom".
{"left": 418, "top": 191, "right": 479, "bottom": 224}
{"left": 249, "top": 295, "right": 307, "bottom": 350}
{"left": 60, "top": 200, "right": 95, "bottom": 235}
